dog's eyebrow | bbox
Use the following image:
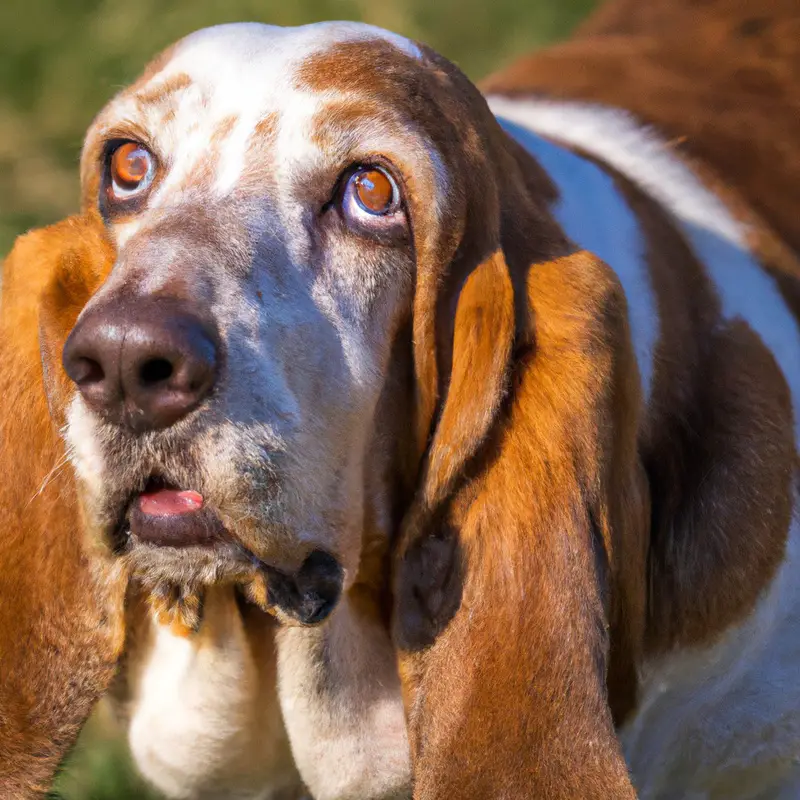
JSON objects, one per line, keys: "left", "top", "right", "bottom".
{"left": 132, "top": 72, "right": 194, "bottom": 107}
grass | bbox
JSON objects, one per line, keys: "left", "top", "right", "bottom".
{"left": 1, "top": 0, "right": 597, "bottom": 795}
{"left": 52, "top": 704, "right": 163, "bottom": 800}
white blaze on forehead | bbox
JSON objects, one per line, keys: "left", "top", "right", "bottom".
{"left": 107, "top": 22, "right": 421, "bottom": 206}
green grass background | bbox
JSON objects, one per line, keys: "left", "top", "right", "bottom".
{"left": 1, "top": 0, "right": 597, "bottom": 795}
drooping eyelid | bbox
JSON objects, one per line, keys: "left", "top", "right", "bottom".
{"left": 97, "top": 121, "right": 159, "bottom": 167}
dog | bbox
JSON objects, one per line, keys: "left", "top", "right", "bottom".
{"left": 1, "top": 0, "right": 798, "bottom": 797}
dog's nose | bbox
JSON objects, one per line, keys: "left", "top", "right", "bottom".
{"left": 63, "top": 297, "right": 219, "bottom": 432}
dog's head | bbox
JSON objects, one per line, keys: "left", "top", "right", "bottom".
{"left": 59, "top": 22, "right": 558, "bottom": 627}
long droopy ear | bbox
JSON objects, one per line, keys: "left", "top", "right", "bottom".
{"left": 392, "top": 120, "right": 648, "bottom": 796}
{"left": 0, "top": 215, "right": 126, "bottom": 796}
{"left": 420, "top": 247, "right": 516, "bottom": 508}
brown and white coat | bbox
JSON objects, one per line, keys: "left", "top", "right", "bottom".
{"left": 1, "top": 1, "right": 799, "bottom": 798}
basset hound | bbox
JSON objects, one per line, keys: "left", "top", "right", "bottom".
{"left": 1, "top": 1, "right": 799, "bottom": 798}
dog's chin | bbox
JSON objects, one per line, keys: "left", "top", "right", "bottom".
{"left": 123, "top": 536, "right": 261, "bottom": 590}
{"left": 106, "top": 487, "right": 345, "bottom": 628}
{"left": 121, "top": 490, "right": 257, "bottom": 585}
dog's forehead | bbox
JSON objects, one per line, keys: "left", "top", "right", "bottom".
{"left": 112, "top": 21, "right": 424, "bottom": 137}
{"left": 152, "top": 21, "right": 421, "bottom": 105}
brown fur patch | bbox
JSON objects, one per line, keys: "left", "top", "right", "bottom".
{"left": 174, "top": 113, "right": 239, "bottom": 194}
{"left": 211, "top": 114, "right": 238, "bottom": 146}
{"left": 250, "top": 112, "right": 279, "bottom": 151}
{"left": 0, "top": 215, "right": 126, "bottom": 794}
{"left": 148, "top": 582, "right": 205, "bottom": 636}
{"left": 241, "top": 112, "right": 280, "bottom": 190}
{"left": 295, "top": 39, "right": 422, "bottom": 95}
{"left": 646, "top": 315, "right": 794, "bottom": 651}
{"left": 422, "top": 249, "right": 515, "bottom": 507}
{"left": 395, "top": 249, "right": 645, "bottom": 798}
{"left": 133, "top": 71, "right": 193, "bottom": 108}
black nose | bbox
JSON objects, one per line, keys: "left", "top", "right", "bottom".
{"left": 63, "top": 296, "right": 220, "bottom": 433}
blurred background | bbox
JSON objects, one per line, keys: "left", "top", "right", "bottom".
{"left": 1, "top": 0, "right": 596, "bottom": 796}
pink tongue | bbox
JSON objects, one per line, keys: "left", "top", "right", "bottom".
{"left": 139, "top": 489, "right": 204, "bottom": 517}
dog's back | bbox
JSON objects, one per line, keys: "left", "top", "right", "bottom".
{"left": 484, "top": 0, "right": 800, "bottom": 269}
{"left": 483, "top": 2, "right": 800, "bottom": 797}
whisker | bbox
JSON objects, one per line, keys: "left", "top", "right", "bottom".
{"left": 26, "top": 453, "right": 71, "bottom": 508}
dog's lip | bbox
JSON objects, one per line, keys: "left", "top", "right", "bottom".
{"left": 127, "top": 478, "right": 229, "bottom": 548}
{"left": 118, "top": 479, "right": 344, "bottom": 626}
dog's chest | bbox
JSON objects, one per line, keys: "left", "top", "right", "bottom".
{"left": 489, "top": 96, "right": 800, "bottom": 797}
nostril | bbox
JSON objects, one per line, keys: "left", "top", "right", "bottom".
{"left": 71, "top": 357, "right": 105, "bottom": 386}
{"left": 139, "top": 358, "right": 174, "bottom": 386}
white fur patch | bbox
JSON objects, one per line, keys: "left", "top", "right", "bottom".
{"left": 126, "top": 587, "right": 299, "bottom": 799}
{"left": 488, "top": 98, "right": 745, "bottom": 246}
{"left": 64, "top": 395, "right": 106, "bottom": 496}
{"left": 275, "top": 595, "right": 411, "bottom": 800}
{"left": 488, "top": 98, "right": 800, "bottom": 442}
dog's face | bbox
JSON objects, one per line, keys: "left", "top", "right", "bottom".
{"left": 62, "top": 21, "right": 528, "bottom": 625}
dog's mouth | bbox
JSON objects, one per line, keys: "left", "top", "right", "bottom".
{"left": 114, "top": 475, "right": 344, "bottom": 627}
{"left": 129, "top": 476, "right": 227, "bottom": 549}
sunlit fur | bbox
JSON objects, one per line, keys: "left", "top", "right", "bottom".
{"left": 2, "top": 2, "right": 800, "bottom": 798}
{"left": 0, "top": 216, "right": 128, "bottom": 795}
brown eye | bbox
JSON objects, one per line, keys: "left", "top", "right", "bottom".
{"left": 108, "top": 142, "right": 155, "bottom": 199}
{"left": 352, "top": 168, "right": 396, "bottom": 215}
{"left": 338, "top": 164, "right": 406, "bottom": 241}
